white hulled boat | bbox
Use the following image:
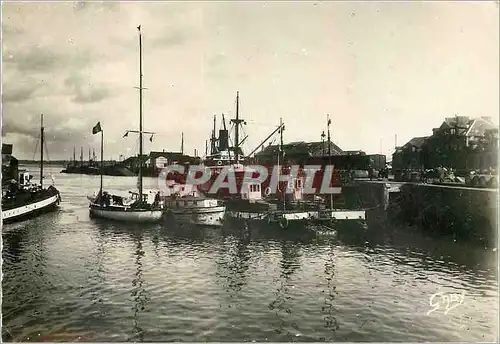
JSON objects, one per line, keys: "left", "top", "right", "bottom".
{"left": 88, "top": 25, "right": 163, "bottom": 223}
{"left": 163, "top": 182, "right": 225, "bottom": 227}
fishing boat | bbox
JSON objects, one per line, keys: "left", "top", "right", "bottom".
{"left": 88, "top": 25, "right": 163, "bottom": 223}
{"left": 162, "top": 183, "right": 225, "bottom": 227}
{"left": 2, "top": 115, "right": 61, "bottom": 224}
{"left": 224, "top": 117, "right": 367, "bottom": 230}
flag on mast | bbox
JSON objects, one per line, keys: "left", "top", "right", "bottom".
{"left": 92, "top": 122, "right": 102, "bottom": 134}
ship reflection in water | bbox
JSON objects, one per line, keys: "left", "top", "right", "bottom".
{"left": 1, "top": 168, "right": 498, "bottom": 342}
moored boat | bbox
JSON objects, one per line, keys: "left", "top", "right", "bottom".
{"left": 89, "top": 190, "right": 164, "bottom": 222}
{"left": 162, "top": 183, "right": 225, "bottom": 227}
{"left": 2, "top": 115, "right": 61, "bottom": 224}
{"left": 222, "top": 118, "right": 367, "bottom": 230}
{"left": 88, "top": 25, "right": 163, "bottom": 223}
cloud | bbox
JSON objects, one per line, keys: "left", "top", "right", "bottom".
{"left": 153, "top": 29, "right": 192, "bottom": 47}
{"left": 64, "top": 74, "right": 114, "bottom": 104}
{"left": 1, "top": 2, "right": 498, "bottom": 161}
{"left": 2, "top": 82, "right": 40, "bottom": 104}
{"left": 4, "top": 46, "right": 95, "bottom": 73}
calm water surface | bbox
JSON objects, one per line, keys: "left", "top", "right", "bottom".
{"left": 2, "top": 166, "right": 498, "bottom": 341}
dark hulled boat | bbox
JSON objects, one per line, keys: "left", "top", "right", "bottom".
{"left": 2, "top": 115, "right": 61, "bottom": 224}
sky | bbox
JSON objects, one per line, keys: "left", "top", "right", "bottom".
{"left": 2, "top": 1, "right": 499, "bottom": 161}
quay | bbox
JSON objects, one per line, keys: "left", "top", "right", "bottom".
{"left": 347, "top": 179, "right": 498, "bottom": 246}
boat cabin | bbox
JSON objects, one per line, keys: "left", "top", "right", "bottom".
{"left": 267, "top": 175, "right": 305, "bottom": 202}
{"left": 165, "top": 182, "right": 200, "bottom": 198}
{"left": 19, "top": 171, "right": 33, "bottom": 186}
{"left": 165, "top": 196, "right": 220, "bottom": 209}
{"left": 241, "top": 182, "right": 263, "bottom": 202}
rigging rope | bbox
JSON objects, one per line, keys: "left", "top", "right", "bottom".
{"left": 44, "top": 134, "right": 51, "bottom": 162}
{"left": 32, "top": 133, "right": 40, "bottom": 161}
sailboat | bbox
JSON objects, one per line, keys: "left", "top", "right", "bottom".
{"left": 2, "top": 114, "right": 61, "bottom": 224}
{"left": 88, "top": 25, "right": 164, "bottom": 223}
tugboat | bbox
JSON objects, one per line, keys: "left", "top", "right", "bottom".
{"left": 1, "top": 115, "right": 61, "bottom": 224}
{"left": 162, "top": 182, "right": 225, "bottom": 227}
{"left": 88, "top": 25, "right": 163, "bottom": 223}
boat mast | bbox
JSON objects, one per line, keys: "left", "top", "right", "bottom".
{"left": 100, "top": 128, "right": 103, "bottom": 197}
{"left": 40, "top": 114, "right": 44, "bottom": 187}
{"left": 222, "top": 114, "right": 232, "bottom": 163}
{"left": 210, "top": 115, "right": 216, "bottom": 155}
{"left": 279, "top": 117, "right": 285, "bottom": 210}
{"left": 327, "top": 114, "right": 333, "bottom": 210}
{"left": 138, "top": 25, "right": 144, "bottom": 202}
{"left": 181, "top": 132, "right": 184, "bottom": 154}
{"left": 73, "top": 146, "right": 76, "bottom": 162}
{"left": 231, "top": 91, "right": 244, "bottom": 164}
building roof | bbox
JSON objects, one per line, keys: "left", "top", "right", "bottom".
{"left": 466, "top": 117, "right": 498, "bottom": 138}
{"left": 122, "top": 154, "right": 148, "bottom": 163}
{"left": 403, "top": 136, "right": 429, "bottom": 149}
{"left": 255, "top": 140, "right": 343, "bottom": 158}
{"left": 306, "top": 141, "right": 343, "bottom": 156}
{"left": 149, "top": 151, "right": 184, "bottom": 160}
{"left": 441, "top": 116, "right": 472, "bottom": 130}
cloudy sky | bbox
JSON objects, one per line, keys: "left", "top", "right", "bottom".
{"left": 2, "top": 1, "right": 498, "bottom": 160}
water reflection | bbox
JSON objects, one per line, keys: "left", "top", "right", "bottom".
{"left": 2, "top": 226, "right": 25, "bottom": 265}
{"left": 84, "top": 227, "right": 106, "bottom": 323}
{"left": 269, "top": 242, "right": 301, "bottom": 337}
{"left": 216, "top": 232, "right": 251, "bottom": 300}
{"left": 130, "top": 232, "right": 149, "bottom": 342}
{"left": 151, "top": 232, "right": 160, "bottom": 259}
{"left": 322, "top": 243, "right": 339, "bottom": 339}
{"left": 2, "top": 220, "right": 53, "bottom": 341}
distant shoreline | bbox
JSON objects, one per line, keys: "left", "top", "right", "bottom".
{"left": 18, "top": 160, "right": 120, "bottom": 166}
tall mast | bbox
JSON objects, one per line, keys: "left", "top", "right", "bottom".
{"left": 327, "top": 114, "right": 333, "bottom": 210}
{"left": 279, "top": 117, "right": 285, "bottom": 210}
{"left": 222, "top": 113, "right": 232, "bottom": 162}
{"left": 138, "top": 24, "right": 144, "bottom": 201}
{"left": 100, "top": 128, "right": 103, "bottom": 197}
{"left": 88, "top": 148, "right": 91, "bottom": 162}
{"left": 73, "top": 146, "right": 76, "bottom": 162}
{"left": 80, "top": 147, "right": 83, "bottom": 164}
{"left": 181, "top": 132, "right": 184, "bottom": 154}
{"left": 321, "top": 130, "right": 326, "bottom": 155}
{"left": 280, "top": 118, "right": 284, "bottom": 160}
{"left": 231, "top": 91, "right": 244, "bottom": 164}
{"left": 210, "top": 115, "right": 216, "bottom": 154}
{"left": 40, "top": 114, "right": 44, "bottom": 187}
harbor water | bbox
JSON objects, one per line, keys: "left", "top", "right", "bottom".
{"left": 2, "top": 166, "right": 498, "bottom": 342}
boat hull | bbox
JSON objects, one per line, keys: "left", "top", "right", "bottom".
{"left": 225, "top": 208, "right": 367, "bottom": 229}
{"left": 89, "top": 204, "right": 163, "bottom": 223}
{"left": 166, "top": 206, "right": 226, "bottom": 227}
{"left": 2, "top": 191, "right": 60, "bottom": 224}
